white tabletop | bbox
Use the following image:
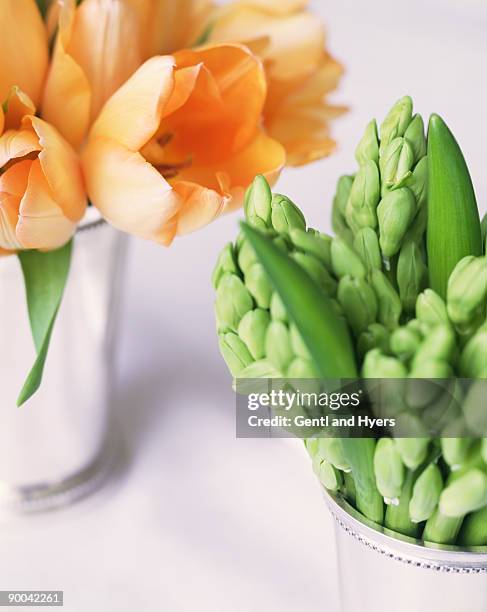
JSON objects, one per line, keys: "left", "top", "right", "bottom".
{"left": 2, "top": 1, "right": 486, "bottom": 610}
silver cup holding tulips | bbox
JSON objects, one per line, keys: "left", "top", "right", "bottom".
{"left": 0, "top": 0, "right": 343, "bottom": 511}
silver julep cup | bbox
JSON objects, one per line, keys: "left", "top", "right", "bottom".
{"left": 324, "top": 490, "right": 487, "bottom": 612}
{"left": 0, "top": 210, "right": 127, "bottom": 513}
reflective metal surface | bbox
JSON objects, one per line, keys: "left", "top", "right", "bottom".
{"left": 323, "top": 489, "right": 487, "bottom": 612}
{"left": 0, "top": 210, "right": 127, "bottom": 513}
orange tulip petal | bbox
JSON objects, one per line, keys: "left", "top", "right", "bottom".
{"left": 25, "top": 116, "right": 86, "bottom": 222}
{"left": 0, "top": 129, "right": 41, "bottom": 168}
{"left": 3, "top": 87, "right": 36, "bottom": 130}
{"left": 42, "top": 0, "right": 91, "bottom": 150}
{"left": 127, "top": 0, "right": 213, "bottom": 58}
{"left": 162, "top": 64, "right": 207, "bottom": 118}
{"left": 17, "top": 159, "right": 76, "bottom": 250}
{"left": 173, "top": 131, "right": 285, "bottom": 235}
{"left": 209, "top": 6, "right": 324, "bottom": 81}
{"left": 0, "top": 109, "right": 4, "bottom": 136}
{"left": 235, "top": 0, "right": 309, "bottom": 14}
{"left": 68, "top": 0, "right": 143, "bottom": 123}
{"left": 0, "top": 193, "right": 22, "bottom": 250}
{"left": 167, "top": 44, "right": 267, "bottom": 163}
{"left": 90, "top": 56, "right": 175, "bottom": 152}
{"left": 82, "top": 137, "right": 180, "bottom": 242}
{"left": 0, "top": 160, "right": 32, "bottom": 197}
{"left": 0, "top": 0, "right": 48, "bottom": 106}
{"left": 173, "top": 183, "right": 231, "bottom": 237}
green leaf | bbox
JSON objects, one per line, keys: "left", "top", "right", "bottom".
{"left": 193, "top": 21, "right": 214, "bottom": 47}
{"left": 17, "top": 241, "right": 73, "bottom": 406}
{"left": 240, "top": 222, "right": 383, "bottom": 523}
{"left": 35, "top": 0, "right": 49, "bottom": 18}
{"left": 427, "top": 114, "right": 482, "bottom": 298}
{"left": 240, "top": 223, "right": 357, "bottom": 379}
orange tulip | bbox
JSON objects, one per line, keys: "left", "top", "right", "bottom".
{"left": 42, "top": 0, "right": 143, "bottom": 149}
{"left": 127, "top": 0, "right": 214, "bottom": 59}
{"left": 207, "top": 0, "right": 346, "bottom": 166}
{"left": 0, "top": 103, "right": 86, "bottom": 251}
{"left": 0, "top": 0, "right": 49, "bottom": 107}
{"left": 82, "top": 44, "right": 285, "bottom": 245}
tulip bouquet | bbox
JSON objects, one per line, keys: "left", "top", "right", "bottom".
{"left": 1, "top": 0, "right": 344, "bottom": 405}
{"left": 213, "top": 97, "right": 487, "bottom": 547}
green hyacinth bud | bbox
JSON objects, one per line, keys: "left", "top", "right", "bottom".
{"left": 353, "top": 227, "right": 382, "bottom": 272}
{"left": 370, "top": 269, "right": 402, "bottom": 329}
{"left": 357, "top": 324, "right": 390, "bottom": 359}
{"left": 440, "top": 469, "right": 487, "bottom": 518}
{"left": 289, "top": 324, "right": 310, "bottom": 360}
{"left": 337, "top": 275, "right": 378, "bottom": 335}
{"left": 349, "top": 161, "right": 380, "bottom": 228}
{"left": 265, "top": 321, "right": 294, "bottom": 372}
{"left": 313, "top": 456, "right": 343, "bottom": 492}
{"left": 271, "top": 194, "right": 306, "bottom": 234}
{"left": 237, "top": 239, "right": 258, "bottom": 274}
{"left": 355, "top": 119, "right": 379, "bottom": 166}
{"left": 270, "top": 292, "right": 287, "bottom": 323}
{"left": 237, "top": 309, "right": 270, "bottom": 360}
{"left": 390, "top": 326, "right": 421, "bottom": 360}
{"left": 362, "top": 348, "right": 408, "bottom": 378}
{"left": 333, "top": 175, "right": 354, "bottom": 218}
{"left": 292, "top": 252, "right": 337, "bottom": 295}
{"left": 379, "top": 96, "right": 413, "bottom": 153}
{"left": 460, "top": 322, "right": 487, "bottom": 377}
{"left": 319, "top": 438, "right": 351, "bottom": 472}
{"left": 441, "top": 438, "right": 472, "bottom": 470}
{"left": 373, "top": 438, "right": 405, "bottom": 502}
{"left": 404, "top": 206, "right": 427, "bottom": 246}
{"left": 240, "top": 359, "right": 282, "bottom": 379}
{"left": 463, "top": 381, "right": 487, "bottom": 436}
{"left": 405, "top": 156, "right": 428, "bottom": 211}
{"left": 218, "top": 332, "right": 253, "bottom": 376}
{"left": 412, "top": 324, "right": 456, "bottom": 366}
{"left": 409, "top": 463, "right": 443, "bottom": 523}
{"left": 397, "top": 241, "right": 428, "bottom": 312}
{"left": 377, "top": 187, "right": 417, "bottom": 257}
{"left": 482, "top": 439, "right": 487, "bottom": 464}
{"left": 287, "top": 357, "right": 319, "bottom": 378}
{"left": 289, "top": 228, "right": 332, "bottom": 268}
{"left": 447, "top": 256, "right": 487, "bottom": 327}
{"left": 409, "top": 359, "right": 452, "bottom": 379}
{"left": 331, "top": 237, "right": 366, "bottom": 279}
{"left": 244, "top": 263, "right": 273, "bottom": 309}
{"left": 394, "top": 434, "right": 430, "bottom": 471}
{"left": 332, "top": 209, "right": 354, "bottom": 246}
{"left": 212, "top": 243, "right": 238, "bottom": 289}
{"left": 244, "top": 175, "right": 272, "bottom": 227}
{"left": 215, "top": 273, "right": 254, "bottom": 332}
{"left": 422, "top": 379, "right": 462, "bottom": 431}
{"left": 416, "top": 289, "right": 449, "bottom": 327}
{"left": 460, "top": 506, "right": 487, "bottom": 547}
{"left": 380, "top": 137, "right": 414, "bottom": 189}
{"left": 305, "top": 437, "right": 319, "bottom": 458}
{"left": 404, "top": 114, "right": 427, "bottom": 163}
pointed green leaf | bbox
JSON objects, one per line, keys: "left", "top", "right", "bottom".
{"left": 427, "top": 114, "right": 482, "bottom": 298}
{"left": 17, "top": 241, "right": 73, "bottom": 406}
{"left": 240, "top": 223, "right": 357, "bottom": 379}
{"left": 240, "top": 223, "right": 382, "bottom": 524}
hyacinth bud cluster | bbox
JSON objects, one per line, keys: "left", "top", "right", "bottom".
{"left": 213, "top": 175, "right": 333, "bottom": 381}
{"left": 213, "top": 98, "right": 487, "bottom": 547}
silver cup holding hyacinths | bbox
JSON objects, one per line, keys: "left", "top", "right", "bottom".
{"left": 213, "top": 98, "right": 487, "bottom": 612}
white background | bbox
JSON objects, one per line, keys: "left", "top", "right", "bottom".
{"left": 2, "top": 1, "right": 487, "bottom": 610}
